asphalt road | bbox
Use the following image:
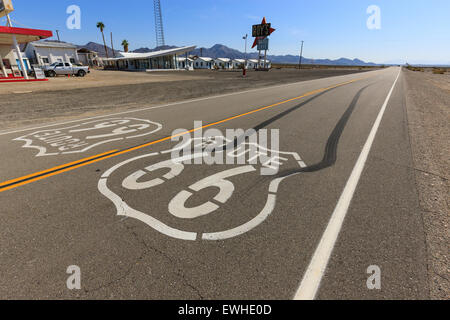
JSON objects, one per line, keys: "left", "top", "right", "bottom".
{"left": 0, "top": 67, "right": 430, "bottom": 299}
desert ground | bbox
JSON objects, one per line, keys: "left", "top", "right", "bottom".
{"left": 403, "top": 69, "right": 449, "bottom": 299}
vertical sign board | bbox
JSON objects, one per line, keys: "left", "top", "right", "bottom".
{"left": 251, "top": 17, "right": 275, "bottom": 70}
{"left": 0, "top": 0, "right": 14, "bottom": 18}
{"left": 257, "top": 38, "right": 269, "bottom": 51}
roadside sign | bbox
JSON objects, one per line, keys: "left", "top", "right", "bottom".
{"left": 33, "top": 67, "right": 46, "bottom": 79}
{"left": 252, "top": 23, "right": 272, "bottom": 38}
{"left": 251, "top": 17, "right": 275, "bottom": 49}
{"left": 257, "top": 38, "right": 269, "bottom": 51}
{"left": 0, "top": 0, "right": 14, "bottom": 18}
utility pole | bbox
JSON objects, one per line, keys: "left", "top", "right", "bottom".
{"left": 56, "top": 30, "right": 61, "bottom": 42}
{"left": 243, "top": 34, "right": 248, "bottom": 69}
{"left": 298, "top": 40, "right": 304, "bottom": 69}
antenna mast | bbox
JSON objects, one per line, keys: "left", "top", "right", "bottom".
{"left": 154, "top": 0, "right": 166, "bottom": 47}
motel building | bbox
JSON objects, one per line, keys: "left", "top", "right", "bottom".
{"left": 232, "top": 59, "right": 246, "bottom": 69}
{"left": 193, "top": 57, "right": 214, "bottom": 69}
{"left": 214, "top": 58, "right": 232, "bottom": 69}
{"left": 0, "top": 25, "right": 52, "bottom": 79}
{"left": 177, "top": 57, "right": 194, "bottom": 70}
{"left": 247, "top": 58, "right": 272, "bottom": 69}
{"left": 102, "top": 46, "right": 196, "bottom": 71}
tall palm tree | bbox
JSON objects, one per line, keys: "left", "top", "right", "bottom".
{"left": 96, "top": 22, "right": 109, "bottom": 58}
{"left": 121, "top": 40, "right": 129, "bottom": 53}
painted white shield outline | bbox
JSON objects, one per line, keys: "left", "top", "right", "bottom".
{"left": 98, "top": 137, "right": 307, "bottom": 241}
{"left": 14, "top": 117, "right": 162, "bottom": 157}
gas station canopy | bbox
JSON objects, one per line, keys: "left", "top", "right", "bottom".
{"left": 0, "top": 26, "right": 52, "bottom": 45}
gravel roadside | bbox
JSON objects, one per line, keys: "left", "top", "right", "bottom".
{"left": 403, "top": 69, "right": 450, "bottom": 299}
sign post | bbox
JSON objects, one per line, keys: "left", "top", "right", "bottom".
{"left": 2, "top": 1, "right": 28, "bottom": 80}
{"left": 251, "top": 17, "right": 275, "bottom": 71}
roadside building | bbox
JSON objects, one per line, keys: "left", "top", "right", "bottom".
{"left": 193, "top": 57, "right": 214, "bottom": 69}
{"left": 102, "top": 45, "right": 196, "bottom": 71}
{"left": 214, "top": 58, "right": 232, "bottom": 69}
{"left": 232, "top": 59, "right": 246, "bottom": 69}
{"left": 177, "top": 57, "right": 194, "bottom": 70}
{"left": 77, "top": 48, "right": 102, "bottom": 67}
{"left": 24, "top": 41, "right": 79, "bottom": 66}
{"left": 0, "top": 26, "right": 52, "bottom": 78}
{"left": 247, "top": 58, "right": 272, "bottom": 69}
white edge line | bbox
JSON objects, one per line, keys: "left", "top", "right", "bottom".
{"left": 294, "top": 68, "right": 401, "bottom": 300}
{"left": 0, "top": 69, "right": 387, "bottom": 137}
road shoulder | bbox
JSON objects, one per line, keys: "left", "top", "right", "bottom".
{"left": 403, "top": 69, "right": 450, "bottom": 299}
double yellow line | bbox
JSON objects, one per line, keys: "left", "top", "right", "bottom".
{"left": 0, "top": 77, "right": 364, "bottom": 193}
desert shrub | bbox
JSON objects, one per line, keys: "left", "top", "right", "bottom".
{"left": 432, "top": 68, "right": 445, "bottom": 74}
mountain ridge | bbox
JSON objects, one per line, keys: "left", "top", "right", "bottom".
{"left": 76, "top": 42, "right": 378, "bottom": 66}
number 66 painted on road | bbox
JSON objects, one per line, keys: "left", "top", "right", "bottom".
{"left": 168, "top": 166, "right": 256, "bottom": 219}
{"left": 99, "top": 150, "right": 293, "bottom": 241}
{"left": 120, "top": 155, "right": 255, "bottom": 219}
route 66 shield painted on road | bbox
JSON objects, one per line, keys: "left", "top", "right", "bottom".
{"left": 14, "top": 118, "right": 162, "bottom": 157}
{"left": 98, "top": 136, "right": 307, "bottom": 241}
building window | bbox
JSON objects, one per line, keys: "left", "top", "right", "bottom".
{"left": 42, "top": 57, "right": 49, "bottom": 64}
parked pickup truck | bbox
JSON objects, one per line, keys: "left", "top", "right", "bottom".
{"left": 42, "top": 62, "right": 90, "bottom": 77}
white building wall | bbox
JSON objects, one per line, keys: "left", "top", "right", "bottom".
{"left": 214, "top": 59, "right": 232, "bottom": 69}
{"left": 25, "top": 44, "right": 79, "bottom": 66}
{"left": 193, "top": 58, "right": 214, "bottom": 69}
{"left": 177, "top": 58, "right": 193, "bottom": 70}
{"left": 232, "top": 59, "right": 246, "bottom": 69}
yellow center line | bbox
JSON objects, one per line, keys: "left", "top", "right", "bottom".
{"left": 0, "top": 76, "right": 367, "bottom": 193}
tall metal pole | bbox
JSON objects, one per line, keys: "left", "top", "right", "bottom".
{"left": 264, "top": 49, "right": 267, "bottom": 69}
{"left": 154, "top": 0, "right": 166, "bottom": 47}
{"left": 6, "top": 14, "right": 29, "bottom": 79}
{"left": 56, "top": 30, "right": 61, "bottom": 42}
{"left": 298, "top": 40, "right": 304, "bottom": 69}
{"left": 243, "top": 34, "right": 248, "bottom": 69}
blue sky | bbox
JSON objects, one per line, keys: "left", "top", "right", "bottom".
{"left": 2, "top": 0, "right": 449, "bottom": 64}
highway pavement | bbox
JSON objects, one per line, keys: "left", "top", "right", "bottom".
{"left": 0, "top": 67, "right": 430, "bottom": 299}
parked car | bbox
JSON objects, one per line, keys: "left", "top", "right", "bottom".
{"left": 42, "top": 62, "right": 90, "bottom": 77}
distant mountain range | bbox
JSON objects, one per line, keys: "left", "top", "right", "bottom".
{"left": 76, "top": 42, "right": 378, "bottom": 66}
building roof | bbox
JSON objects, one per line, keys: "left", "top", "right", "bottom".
{"left": 0, "top": 26, "right": 52, "bottom": 45}
{"left": 107, "top": 45, "right": 197, "bottom": 61}
{"left": 233, "top": 59, "right": 246, "bottom": 63}
{"left": 215, "top": 58, "right": 231, "bottom": 62}
{"left": 248, "top": 59, "right": 271, "bottom": 63}
{"left": 196, "top": 57, "right": 214, "bottom": 62}
{"left": 29, "top": 41, "right": 77, "bottom": 49}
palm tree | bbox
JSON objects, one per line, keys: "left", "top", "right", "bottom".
{"left": 121, "top": 40, "right": 129, "bottom": 53}
{"left": 96, "top": 22, "right": 109, "bottom": 58}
